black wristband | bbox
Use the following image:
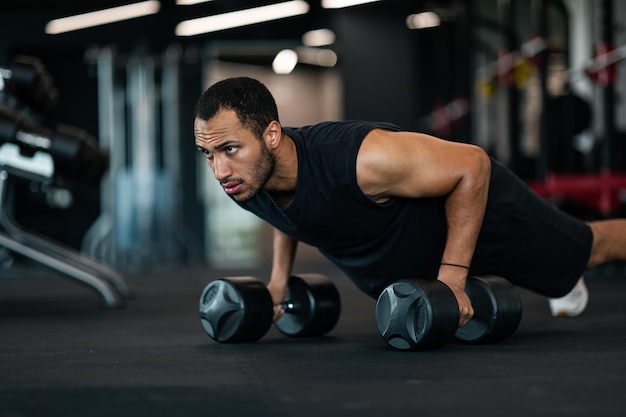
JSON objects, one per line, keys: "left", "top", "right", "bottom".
{"left": 440, "top": 262, "right": 470, "bottom": 271}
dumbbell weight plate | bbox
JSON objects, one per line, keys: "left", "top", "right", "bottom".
{"left": 454, "top": 275, "right": 522, "bottom": 344}
{"left": 199, "top": 276, "right": 273, "bottom": 343}
{"left": 274, "top": 274, "right": 341, "bottom": 337}
{"left": 376, "top": 279, "right": 459, "bottom": 351}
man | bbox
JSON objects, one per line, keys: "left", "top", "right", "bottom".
{"left": 194, "top": 77, "right": 626, "bottom": 328}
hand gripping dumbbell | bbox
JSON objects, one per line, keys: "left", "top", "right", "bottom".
{"left": 199, "top": 274, "right": 341, "bottom": 343}
{"left": 375, "top": 275, "right": 523, "bottom": 351}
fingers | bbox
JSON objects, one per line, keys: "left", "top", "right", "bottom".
{"left": 267, "top": 281, "right": 288, "bottom": 322}
{"left": 455, "top": 289, "right": 474, "bottom": 328}
{"left": 435, "top": 273, "right": 473, "bottom": 328}
{"left": 458, "top": 303, "right": 474, "bottom": 328}
{"left": 272, "top": 304, "right": 285, "bottom": 322}
{"left": 451, "top": 288, "right": 474, "bottom": 328}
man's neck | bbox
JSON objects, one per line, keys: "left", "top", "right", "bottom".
{"left": 264, "top": 133, "right": 298, "bottom": 206}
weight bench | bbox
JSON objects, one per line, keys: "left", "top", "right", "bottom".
{"left": 0, "top": 104, "right": 131, "bottom": 308}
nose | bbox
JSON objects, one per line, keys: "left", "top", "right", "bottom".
{"left": 211, "top": 155, "right": 232, "bottom": 182}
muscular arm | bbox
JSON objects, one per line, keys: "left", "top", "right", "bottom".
{"left": 356, "top": 129, "right": 491, "bottom": 327}
{"left": 268, "top": 227, "right": 298, "bottom": 320}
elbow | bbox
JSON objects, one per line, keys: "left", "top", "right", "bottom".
{"left": 466, "top": 145, "right": 491, "bottom": 193}
{"left": 474, "top": 146, "right": 491, "bottom": 182}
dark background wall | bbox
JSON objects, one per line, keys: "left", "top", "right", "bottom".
{"left": 1, "top": 0, "right": 468, "bottom": 146}
{"left": 0, "top": 0, "right": 467, "bottom": 256}
{"left": 334, "top": 8, "right": 416, "bottom": 128}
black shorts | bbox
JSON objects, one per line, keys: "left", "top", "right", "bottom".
{"left": 470, "top": 158, "right": 593, "bottom": 298}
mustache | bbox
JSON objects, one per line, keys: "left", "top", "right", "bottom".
{"left": 219, "top": 177, "right": 243, "bottom": 185}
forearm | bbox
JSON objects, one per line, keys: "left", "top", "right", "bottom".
{"left": 270, "top": 227, "right": 298, "bottom": 287}
{"left": 441, "top": 187, "right": 488, "bottom": 270}
{"left": 268, "top": 228, "right": 298, "bottom": 318}
{"left": 439, "top": 149, "right": 491, "bottom": 283}
{"left": 436, "top": 149, "right": 490, "bottom": 327}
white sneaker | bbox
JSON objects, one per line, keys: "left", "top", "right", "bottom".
{"left": 548, "top": 277, "right": 589, "bottom": 317}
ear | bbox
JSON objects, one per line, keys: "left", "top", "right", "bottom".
{"left": 263, "top": 120, "right": 282, "bottom": 150}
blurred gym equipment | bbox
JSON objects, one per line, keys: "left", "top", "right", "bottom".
{"left": 0, "top": 56, "right": 131, "bottom": 307}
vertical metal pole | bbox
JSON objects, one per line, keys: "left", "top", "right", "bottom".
{"left": 83, "top": 46, "right": 125, "bottom": 266}
{"left": 500, "top": 0, "right": 520, "bottom": 172}
{"left": 97, "top": 47, "right": 115, "bottom": 213}
{"left": 600, "top": 0, "right": 615, "bottom": 172}
{"left": 536, "top": 0, "right": 549, "bottom": 182}
{"left": 464, "top": 0, "right": 475, "bottom": 145}
{"left": 162, "top": 45, "right": 184, "bottom": 262}
{"left": 126, "top": 53, "right": 158, "bottom": 268}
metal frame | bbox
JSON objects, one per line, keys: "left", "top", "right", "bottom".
{"left": 0, "top": 167, "right": 131, "bottom": 308}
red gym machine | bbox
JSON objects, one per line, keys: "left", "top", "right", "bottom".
{"left": 527, "top": 0, "right": 626, "bottom": 217}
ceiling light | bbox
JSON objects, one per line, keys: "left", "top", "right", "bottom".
{"left": 406, "top": 11, "right": 441, "bottom": 29}
{"left": 273, "top": 49, "right": 299, "bottom": 74}
{"left": 45, "top": 1, "right": 160, "bottom": 34}
{"left": 302, "top": 29, "right": 336, "bottom": 47}
{"left": 321, "top": 0, "right": 381, "bottom": 9}
{"left": 296, "top": 47, "right": 337, "bottom": 67}
{"left": 176, "top": 0, "right": 215, "bottom": 5}
{"left": 176, "top": 1, "right": 310, "bottom": 37}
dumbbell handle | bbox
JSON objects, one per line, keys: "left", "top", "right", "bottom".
{"left": 279, "top": 301, "right": 296, "bottom": 312}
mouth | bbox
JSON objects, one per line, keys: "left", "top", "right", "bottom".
{"left": 221, "top": 181, "right": 242, "bottom": 195}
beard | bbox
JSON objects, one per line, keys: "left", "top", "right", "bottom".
{"left": 232, "top": 140, "right": 275, "bottom": 203}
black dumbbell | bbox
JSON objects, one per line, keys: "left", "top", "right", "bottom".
{"left": 199, "top": 274, "right": 341, "bottom": 343}
{"left": 375, "top": 275, "right": 522, "bottom": 351}
{"left": 454, "top": 275, "right": 523, "bottom": 344}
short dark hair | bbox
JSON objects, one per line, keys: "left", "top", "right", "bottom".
{"left": 194, "top": 77, "right": 279, "bottom": 139}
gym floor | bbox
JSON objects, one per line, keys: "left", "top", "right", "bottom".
{"left": 1, "top": 259, "right": 625, "bottom": 417}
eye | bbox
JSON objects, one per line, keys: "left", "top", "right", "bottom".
{"left": 198, "top": 148, "right": 213, "bottom": 159}
{"left": 225, "top": 146, "right": 237, "bottom": 154}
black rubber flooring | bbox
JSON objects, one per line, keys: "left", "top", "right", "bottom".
{"left": 1, "top": 260, "right": 625, "bottom": 417}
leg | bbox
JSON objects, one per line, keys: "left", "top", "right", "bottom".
{"left": 548, "top": 218, "right": 626, "bottom": 318}
{"left": 586, "top": 219, "right": 626, "bottom": 268}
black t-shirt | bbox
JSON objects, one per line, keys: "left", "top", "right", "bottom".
{"left": 237, "top": 121, "right": 592, "bottom": 298}
{"left": 238, "top": 121, "right": 448, "bottom": 297}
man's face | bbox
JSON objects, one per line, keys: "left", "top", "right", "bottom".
{"left": 194, "top": 109, "right": 274, "bottom": 202}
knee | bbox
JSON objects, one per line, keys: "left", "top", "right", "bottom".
{"left": 587, "top": 222, "right": 602, "bottom": 268}
{"left": 587, "top": 220, "right": 617, "bottom": 267}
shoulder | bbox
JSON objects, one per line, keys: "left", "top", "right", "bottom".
{"left": 356, "top": 130, "right": 491, "bottom": 202}
{"left": 285, "top": 120, "right": 401, "bottom": 146}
